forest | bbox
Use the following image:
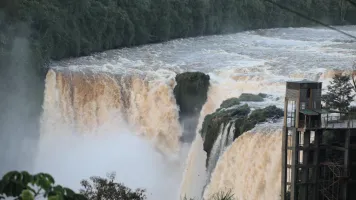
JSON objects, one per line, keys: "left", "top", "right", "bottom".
{"left": 1, "top": 0, "right": 356, "bottom": 74}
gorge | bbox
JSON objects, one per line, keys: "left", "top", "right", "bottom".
{"left": 1, "top": 25, "right": 356, "bottom": 200}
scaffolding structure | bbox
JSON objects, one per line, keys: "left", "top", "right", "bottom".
{"left": 281, "top": 80, "right": 356, "bottom": 200}
{"left": 319, "top": 161, "right": 344, "bottom": 200}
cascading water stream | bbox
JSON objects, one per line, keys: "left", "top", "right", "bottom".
{"left": 228, "top": 124, "right": 235, "bottom": 145}
{"left": 204, "top": 125, "right": 283, "bottom": 200}
{"left": 207, "top": 122, "right": 234, "bottom": 176}
{"left": 40, "top": 69, "right": 182, "bottom": 154}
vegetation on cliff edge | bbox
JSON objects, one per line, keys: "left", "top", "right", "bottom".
{"left": 201, "top": 98, "right": 283, "bottom": 162}
{"left": 238, "top": 93, "right": 267, "bottom": 102}
{"left": 174, "top": 72, "right": 210, "bottom": 118}
{"left": 174, "top": 72, "right": 210, "bottom": 143}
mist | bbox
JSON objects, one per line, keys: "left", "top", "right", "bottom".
{"left": 0, "top": 21, "right": 43, "bottom": 175}
{"left": 33, "top": 123, "right": 190, "bottom": 200}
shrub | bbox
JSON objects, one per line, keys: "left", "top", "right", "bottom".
{"left": 80, "top": 172, "right": 146, "bottom": 200}
{"left": 220, "top": 98, "right": 240, "bottom": 109}
{"left": 238, "top": 93, "right": 264, "bottom": 102}
{"left": 0, "top": 171, "right": 86, "bottom": 200}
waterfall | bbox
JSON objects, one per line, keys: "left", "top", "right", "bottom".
{"left": 204, "top": 125, "right": 282, "bottom": 200}
{"left": 179, "top": 134, "right": 208, "bottom": 200}
{"left": 22, "top": 26, "right": 355, "bottom": 200}
{"left": 40, "top": 69, "right": 182, "bottom": 154}
{"left": 179, "top": 80, "right": 243, "bottom": 200}
{"left": 207, "top": 122, "right": 234, "bottom": 176}
{"left": 35, "top": 69, "right": 187, "bottom": 200}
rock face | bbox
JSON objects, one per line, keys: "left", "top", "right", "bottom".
{"left": 200, "top": 97, "right": 283, "bottom": 165}
{"left": 173, "top": 72, "right": 210, "bottom": 143}
{"left": 220, "top": 98, "right": 240, "bottom": 109}
{"left": 238, "top": 93, "right": 267, "bottom": 102}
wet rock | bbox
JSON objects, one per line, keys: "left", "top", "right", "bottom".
{"left": 201, "top": 103, "right": 250, "bottom": 163}
{"left": 174, "top": 72, "right": 210, "bottom": 143}
{"left": 238, "top": 93, "right": 266, "bottom": 102}
{"left": 248, "top": 105, "right": 284, "bottom": 124}
{"left": 220, "top": 98, "right": 240, "bottom": 109}
{"left": 200, "top": 100, "right": 283, "bottom": 166}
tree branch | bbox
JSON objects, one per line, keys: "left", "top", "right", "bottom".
{"left": 352, "top": 62, "right": 356, "bottom": 93}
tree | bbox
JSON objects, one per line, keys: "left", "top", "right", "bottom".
{"left": 1, "top": 170, "right": 237, "bottom": 200}
{"left": 322, "top": 73, "right": 355, "bottom": 112}
{"left": 0, "top": 171, "right": 87, "bottom": 200}
{"left": 0, "top": 171, "right": 146, "bottom": 200}
{"left": 80, "top": 172, "right": 146, "bottom": 200}
{"left": 350, "top": 61, "right": 356, "bottom": 93}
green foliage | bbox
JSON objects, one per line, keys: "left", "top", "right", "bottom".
{"left": 0, "top": 0, "right": 354, "bottom": 74}
{"left": 1, "top": 171, "right": 236, "bottom": 200}
{"left": 248, "top": 105, "right": 284, "bottom": 124}
{"left": 0, "top": 171, "right": 87, "bottom": 200}
{"left": 201, "top": 103, "right": 250, "bottom": 161}
{"left": 174, "top": 72, "right": 210, "bottom": 142}
{"left": 322, "top": 74, "right": 355, "bottom": 112}
{"left": 174, "top": 72, "right": 210, "bottom": 117}
{"left": 238, "top": 93, "right": 265, "bottom": 102}
{"left": 20, "top": 190, "right": 35, "bottom": 200}
{"left": 220, "top": 98, "right": 240, "bottom": 109}
{"left": 201, "top": 102, "right": 283, "bottom": 164}
{"left": 80, "top": 172, "right": 146, "bottom": 200}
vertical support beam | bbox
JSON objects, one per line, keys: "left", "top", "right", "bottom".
{"left": 284, "top": 97, "right": 288, "bottom": 127}
{"left": 342, "top": 129, "right": 350, "bottom": 200}
{"left": 296, "top": 92, "right": 300, "bottom": 128}
{"left": 291, "top": 128, "right": 299, "bottom": 200}
{"left": 327, "top": 113, "right": 329, "bottom": 128}
{"left": 301, "top": 131, "right": 311, "bottom": 200}
{"left": 309, "top": 88, "right": 313, "bottom": 109}
{"left": 313, "top": 130, "right": 322, "bottom": 200}
{"left": 281, "top": 127, "right": 288, "bottom": 200}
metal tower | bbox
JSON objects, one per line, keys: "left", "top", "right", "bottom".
{"left": 281, "top": 80, "right": 356, "bottom": 200}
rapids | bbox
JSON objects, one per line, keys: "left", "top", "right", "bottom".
{"left": 15, "top": 26, "right": 356, "bottom": 199}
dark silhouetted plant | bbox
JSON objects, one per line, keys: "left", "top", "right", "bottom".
{"left": 322, "top": 74, "right": 355, "bottom": 112}
{"left": 80, "top": 172, "right": 146, "bottom": 200}
{"left": 0, "top": 171, "right": 86, "bottom": 200}
{"left": 209, "top": 190, "right": 235, "bottom": 200}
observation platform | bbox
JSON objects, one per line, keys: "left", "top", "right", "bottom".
{"left": 288, "top": 109, "right": 356, "bottom": 131}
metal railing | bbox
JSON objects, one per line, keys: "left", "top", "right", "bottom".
{"left": 321, "top": 115, "right": 356, "bottom": 129}
{"left": 299, "top": 114, "right": 356, "bottom": 129}
{"left": 286, "top": 112, "right": 356, "bottom": 129}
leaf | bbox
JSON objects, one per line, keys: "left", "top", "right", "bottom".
{"left": 53, "top": 185, "right": 64, "bottom": 194}
{"left": 20, "top": 171, "right": 33, "bottom": 185}
{"left": 2, "top": 171, "right": 19, "bottom": 181}
{"left": 0, "top": 180, "right": 6, "bottom": 193}
{"left": 48, "top": 194, "right": 61, "bottom": 200}
{"left": 3, "top": 181, "right": 18, "bottom": 197}
{"left": 63, "top": 188, "right": 75, "bottom": 197}
{"left": 12, "top": 182, "right": 25, "bottom": 197}
{"left": 33, "top": 174, "right": 52, "bottom": 191}
{"left": 43, "top": 173, "right": 55, "bottom": 185}
{"left": 38, "top": 178, "right": 51, "bottom": 191}
{"left": 20, "top": 189, "right": 35, "bottom": 200}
